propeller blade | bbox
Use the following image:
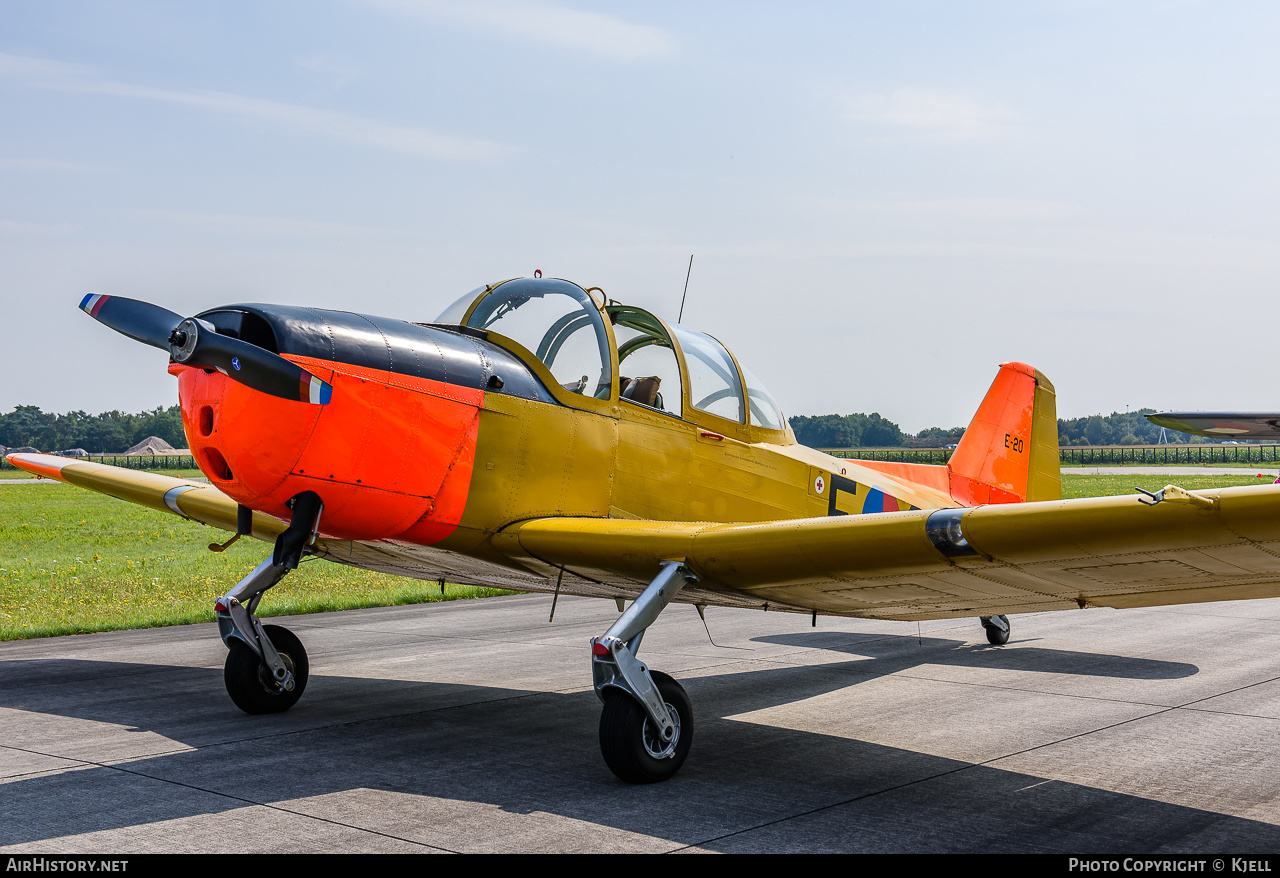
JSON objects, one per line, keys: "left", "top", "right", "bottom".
{"left": 81, "top": 294, "right": 332, "bottom": 405}
{"left": 80, "top": 294, "right": 183, "bottom": 350}
{"left": 170, "top": 318, "right": 333, "bottom": 405}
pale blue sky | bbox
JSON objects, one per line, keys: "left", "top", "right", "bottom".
{"left": 3, "top": 1, "right": 1279, "bottom": 431}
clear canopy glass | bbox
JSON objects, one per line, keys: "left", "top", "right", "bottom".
{"left": 463, "top": 279, "right": 613, "bottom": 398}
{"left": 609, "top": 306, "right": 682, "bottom": 418}
{"left": 671, "top": 324, "right": 744, "bottom": 423}
{"left": 739, "top": 362, "right": 786, "bottom": 430}
{"left": 434, "top": 286, "right": 486, "bottom": 325}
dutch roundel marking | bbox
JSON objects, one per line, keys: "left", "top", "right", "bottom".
{"left": 814, "top": 475, "right": 825, "bottom": 494}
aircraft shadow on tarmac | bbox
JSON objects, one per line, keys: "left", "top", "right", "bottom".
{"left": 750, "top": 629, "right": 1200, "bottom": 679}
{"left": 4, "top": 629, "right": 1274, "bottom": 852}
{"left": 0, "top": 628, "right": 1198, "bottom": 744}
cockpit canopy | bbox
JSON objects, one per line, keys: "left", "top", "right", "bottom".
{"left": 440, "top": 278, "right": 613, "bottom": 398}
{"left": 435, "top": 278, "right": 788, "bottom": 437}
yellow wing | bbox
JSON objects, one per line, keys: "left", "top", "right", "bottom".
{"left": 3, "top": 453, "right": 550, "bottom": 592}
{"left": 492, "top": 485, "right": 1280, "bottom": 620}
{"left": 7, "top": 453, "right": 287, "bottom": 539}
{"left": 13, "top": 453, "right": 1280, "bottom": 621}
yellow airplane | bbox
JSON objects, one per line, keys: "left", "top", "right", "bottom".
{"left": 11, "top": 277, "right": 1280, "bottom": 783}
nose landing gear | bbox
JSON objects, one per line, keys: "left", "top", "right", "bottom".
{"left": 590, "top": 562, "right": 698, "bottom": 783}
{"left": 214, "top": 492, "right": 323, "bottom": 715}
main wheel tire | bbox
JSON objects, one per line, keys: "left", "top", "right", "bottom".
{"left": 599, "top": 670, "right": 693, "bottom": 784}
{"left": 224, "top": 624, "right": 308, "bottom": 715}
{"left": 982, "top": 615, "right": 1011, "bottom": 645}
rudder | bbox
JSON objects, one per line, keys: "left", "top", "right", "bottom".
{"left": 948, "top": 362, "right": 1060, "bottom": 505}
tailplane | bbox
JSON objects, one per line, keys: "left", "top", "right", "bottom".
{"left": 949, "top": 362, "right": 1060, "bottom": 505}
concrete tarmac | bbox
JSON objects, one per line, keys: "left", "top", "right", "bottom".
{"left": 3, "top": 593, "right": 1280, "bottom": 854}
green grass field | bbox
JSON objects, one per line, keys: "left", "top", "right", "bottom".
{"left": 0, "top": 470, "right": 1270, "bottom": 640}
{"left": 1061, "top": 461, "right": 1280, "bottom": 470}
{"left": 1060, "top": 473, "right": 1272, "bottom": 496}
{"left": 0, "top": 472, "right": 513, "bottom": 640}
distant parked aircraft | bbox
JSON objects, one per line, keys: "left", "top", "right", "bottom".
{"left": 1146, "top": 412, "right": 1280, "bottom": 440}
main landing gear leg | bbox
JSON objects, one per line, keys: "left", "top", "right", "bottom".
{"left": 215, "top": 492, "right": 323, "bottom": 715}
{"left": 980, "top": 614, "right": 1010, "bottom": 645}
{"left": 591, "top": 561, "right": 697, "bottom": 783}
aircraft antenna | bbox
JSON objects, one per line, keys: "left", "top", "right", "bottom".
{"left": 695, "top": 604, "right": 750, "bottom": 650}
{"left": 549, "top": 569, "right": 564, "bottom": 622}
{"left": 677, "top": 254, "right": 694, "bottom": 323}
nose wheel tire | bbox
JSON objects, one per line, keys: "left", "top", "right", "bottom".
{"left": 224, "top": 624, "right": 309, "bottom": 714}
{"left": 599, "top": 670, "right": 693, "bottom": 783}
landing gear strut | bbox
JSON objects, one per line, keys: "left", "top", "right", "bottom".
{"left": 591, "top": 562, "right": 697, "bottom": 783}
{"left": 980, "top": 614, "right": 1010, "bottom": 645}
{"left": 214, "top": 492, "right": 323, "bottom": 714}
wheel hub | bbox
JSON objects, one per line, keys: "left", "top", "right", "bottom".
{"left": 641, "top": 702, "right": 681, "bottom": 759}
{"left": 257, "top": 651, "right": 295, "bottom": 694}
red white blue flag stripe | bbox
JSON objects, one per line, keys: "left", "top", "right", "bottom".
{"left": 302, "top": 372, "right": 333, "bottom": 405}
{"left": 80, "top": 293, "right": 109, "bottom": 317}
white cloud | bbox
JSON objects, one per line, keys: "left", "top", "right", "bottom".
{"left": 0, "top": 219, "right": 77, "bottom": 234}
{"left": 120, "top": 209, "right": 395, "bottom": 237}
{"left": 813, "top": 197, "right": 1079, "bottom": 221}
{"left": 364, "top": 0, "right": 674, "bottom": 62}
{"left": 0, "top": 52, "right": 508, "bottom": 162}
{"left": 0, "top": 158, "right": 89, "bottom": 171}
{"left": 838, "top": 87, "right": 1015, "bottom": 140}
{"left": 0, "top": 53, "right": 94, "bottom": 81}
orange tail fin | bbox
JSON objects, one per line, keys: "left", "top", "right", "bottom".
{"left": 948, "top": 361, "right": 1060, "bottom": 505}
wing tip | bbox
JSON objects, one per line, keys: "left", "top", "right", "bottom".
{"left": 5, "top": 452, "right": 73, "bottom": 481}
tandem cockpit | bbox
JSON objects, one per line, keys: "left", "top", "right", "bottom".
{"left": 434, "top": 277, "right": 792, "bottom": 442}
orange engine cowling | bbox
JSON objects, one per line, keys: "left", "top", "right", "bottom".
{"left": 173, "top": 357, "right": 483, "bottom": 543}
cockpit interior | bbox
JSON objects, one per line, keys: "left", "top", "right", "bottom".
{"left": 435, "top": 277, "right": 789, "bottom": 438}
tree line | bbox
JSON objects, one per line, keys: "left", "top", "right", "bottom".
{"left": 1056, "top": 408, "right": 1216, "bottom": 446}
{"left": 789, "top": 408, "right": 1216, "bottom": 449}
{"left": 0, "top": 405, "right": 187, "bottom": 453}
{"left": 787, "top": 413, "right": 965, "bottom": 448}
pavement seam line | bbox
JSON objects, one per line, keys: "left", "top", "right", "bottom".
{"left": 893, "top": 666, "right": 1280, "bottom": 716}
{"left": 3, "top": 748, "right": 461, "bottom": 853}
